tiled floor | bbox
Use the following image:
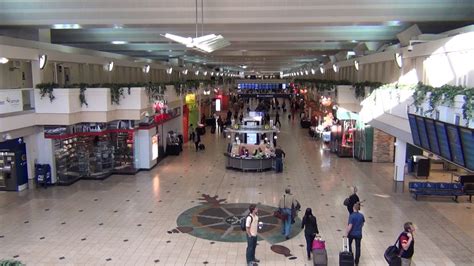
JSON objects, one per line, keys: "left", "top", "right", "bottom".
{"left": 1, "top": 116, "right": 473, "bottom": 265}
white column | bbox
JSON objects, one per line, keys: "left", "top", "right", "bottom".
{"left": 394, "top": 139, "right": 407, "bottom": 182}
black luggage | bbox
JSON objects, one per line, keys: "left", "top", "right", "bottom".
{"left": 211, "top": 126, "right": 216, "bottom": 134}
{"left": 339, "top": 236, "right": 354, "bottom": 266}
{"left": 199, "top": 143, "right": 205, "bottom": 150}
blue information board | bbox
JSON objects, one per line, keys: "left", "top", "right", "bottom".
{"left": 435, "top": 121, "right": 452, "bottom": 161}
{"left": 408, "top": 114, "right": 421, "bottom": 146}
{"left": 446, "top": 125, "right": 465, "bottom": 166}
{"left": 424, "top": 118, "right": 440, "bottom": 155}
{"left": 416, "top": 116, "right": 430, "bottom": 150}
{"left": 459, "top": 128, "right": 474, "bottom": 171}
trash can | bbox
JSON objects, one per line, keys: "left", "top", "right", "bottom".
{"left": 35, "top": 164, "right": 51, "bottom": 188}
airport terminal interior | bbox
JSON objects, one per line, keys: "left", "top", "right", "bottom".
{"left": 0, "top": 1, "right": 474, "bottom": 265}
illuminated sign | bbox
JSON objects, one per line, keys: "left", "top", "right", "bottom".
{"left": 152, "top": 135, "right": 159, "bottom": 160}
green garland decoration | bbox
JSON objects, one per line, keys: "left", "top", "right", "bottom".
{"left": 36, "top": 83, "right": 59, "bottom": 102}
{"left": 352, "top": 81, "right": 384, "bottom": 99}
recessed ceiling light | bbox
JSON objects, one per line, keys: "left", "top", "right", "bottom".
{"left": 111, "top": 41, "right": 127, "bottom": 45}
{"left": 351, "top": 40, "right": 357, "bottom": 43}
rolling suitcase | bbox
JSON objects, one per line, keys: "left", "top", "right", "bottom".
{"left": 339, "top": 236, "right": 354, "bottom": 266}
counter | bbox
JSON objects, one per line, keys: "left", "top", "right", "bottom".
{"left": 224, "top": 153, "right": 274, "bottom": 171}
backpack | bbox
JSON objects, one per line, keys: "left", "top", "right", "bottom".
{"left": 240, "top": 215, "right": 252, "bottom": 231}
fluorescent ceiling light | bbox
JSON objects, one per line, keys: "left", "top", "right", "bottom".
{"left": 39, "top": 54, "right": 48, "bottom": 70}
{"left": 111, "top": 41, "right": 127, "bottom": 45}
{"left": 163, "top": 33, "right": 230, "bottom": 53}
{"left": 0, "top": 57, "right": 9, "bottom": 64}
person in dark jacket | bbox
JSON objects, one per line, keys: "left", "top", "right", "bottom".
{"left": 301, "top": 208, "right": 319, "bottom": 260}
{"left": 398, "top": 222, "right": 415, "bottom": 266}
{"left": 274, "top": 146, "right": 286, "bottom": 173}
{"left": 347, "top": 186, "right": 360, "bottom": 214}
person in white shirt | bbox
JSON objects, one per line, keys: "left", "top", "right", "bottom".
{"left": 246, "top": 204, "right": 260, "bottom": 266}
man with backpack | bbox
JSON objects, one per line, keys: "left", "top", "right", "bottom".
{"left": 278, "top": 188, "right": 299, "bottom": 240}
{"left": 245, "top": 204, "right": 260, "bottom": 266}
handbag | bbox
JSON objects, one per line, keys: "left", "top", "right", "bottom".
{"left": 384, "top": 234, "right": 403, "bottom": 265}
{"left": 343, "top": 197, "right": 350, "bottom": 206}
{"left": 273, "top": 209, "right": 287, "bottom": 220}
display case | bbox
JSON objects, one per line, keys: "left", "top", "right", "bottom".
{"left": 110, "top": 130, "right": 136, "bottom": 174}
{"left": 53, "top": 137, "right": 82, "bottom": 185}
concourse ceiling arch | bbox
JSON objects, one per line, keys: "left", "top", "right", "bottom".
{"left": 0, "top": 0, "right": 472, "bottom": 73}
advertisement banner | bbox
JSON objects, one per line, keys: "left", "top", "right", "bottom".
{"left": 0, "top": 89, "right": 23, "bottom": 114}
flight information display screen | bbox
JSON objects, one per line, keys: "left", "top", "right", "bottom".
{"left": 435, "top": 121, "right": 452, "bottom": 161}
{"left": 425, "top": 118, "right": 440, "bottom": 155}
{"left": 415, "top": 116, "right": 430, "bottom": 150}
{"left": 408, "top": 114, "right": 421, "bottom": 146}
{"left": 446, "top": 124, "right": 465, "bottom": 166}
{"left": 459, "top": 127, "right": 474, "bottom": 171}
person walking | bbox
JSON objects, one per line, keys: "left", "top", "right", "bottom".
{"left": 398, "top": 222, "right": 416, "bottom": 266}
{"left": 246, "top": 204, "right": 260, "bottom": 266}
{"left": 274, "top": 146, "right": 286, "bottom": 173}
{"left": 301, "top": 208, "right": 319, "bottom": 260}
{"left": 278, "top": 188, "right": 298, "bottom": 240}
{"left": 192, "top": 128, "right": 201, "bottom": 152}
{"left": 346, "top": 186, "right": 360, "bottom": 214}
{"left": 274, "top": 111, "right": 281, "bottom": 127}
{"left": 345, "top": 202, "right": 365, "bottom": 266}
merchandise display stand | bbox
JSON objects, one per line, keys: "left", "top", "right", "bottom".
{"left": 224, "top": 122, "right": 280, "bottom": 172}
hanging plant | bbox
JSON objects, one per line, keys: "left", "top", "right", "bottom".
{"left": 77, "top": 83, "right": 88, "bottom": 107}
{"left": 36, "top": 83, "right": 59, "bottom": 102}
{"left": 145, "top": 82, "right": 163, "bottom": 100}
{"left": 103, "top": 83, "right": 125, "bottom": 105}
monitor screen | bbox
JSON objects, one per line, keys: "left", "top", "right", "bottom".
{"left": 408, "top": 114, "right": 421, "bottom": 146}
{"left": 459, "top": 127, "right": 474, "bottom": 171}
{"left": 424, "top": 118, "right": 440, "bottom": 155}
{"left": 415, "top": 116, "right": 430, "bottom": 150}
{"left": 446, "top": 124, "right": 465, "bottom": 166}
{"left": 435, "top": 121, "right": 452, "bottom": 161}
{"left": 246, "top": 133, "right": 258, "bottom": 145}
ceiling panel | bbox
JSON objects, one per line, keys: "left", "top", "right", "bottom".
{"left": 0, "top": 0, "right": 472, "bottom": 72}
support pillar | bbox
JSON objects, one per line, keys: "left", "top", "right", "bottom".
{"left": 393, "top": 139, "right": 407, "bottom": 192}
